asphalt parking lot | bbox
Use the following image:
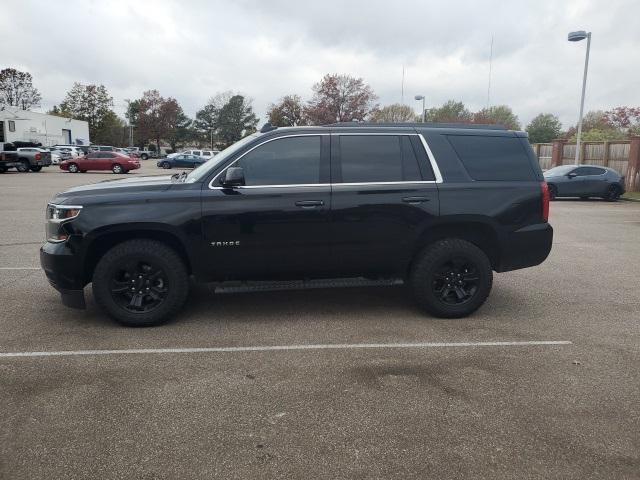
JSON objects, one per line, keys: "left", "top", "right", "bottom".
{"left": 1, "top": 163, "right": 639, "bottom": 479}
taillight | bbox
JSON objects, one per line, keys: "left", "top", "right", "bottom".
{"left": 35, "top": 153, "right": 41, "bottom": 160}
{"left": 540, "top": 182, "right": 550, "bottom": 222}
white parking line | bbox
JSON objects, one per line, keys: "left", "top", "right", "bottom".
{"left": 0, "top": 267, "right": 40, "bottom": 270}
{"left": 0, "top": 340, "right": 572, "bottom": 358}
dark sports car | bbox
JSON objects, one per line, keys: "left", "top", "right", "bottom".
{"left": 544, "top": 165, "right": 625, "bottom": 201}
{"left": 157, "top": 154, "right": 206, "bottom": 169}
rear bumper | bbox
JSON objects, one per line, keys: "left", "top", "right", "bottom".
{"left": 40, "top": 242, "right": 86, "bottom": 309}
{"left": 496, "top": 223, "right": 553, "bottom": 272}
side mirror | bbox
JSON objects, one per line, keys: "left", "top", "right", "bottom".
{"left": 567, "top": 172, "right": 577, "bottom": 179}
{"left": 221, "top": 167, "right": 245, "bottom": 187}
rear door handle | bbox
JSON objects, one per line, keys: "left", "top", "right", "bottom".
{"left": 295, "top": 200, "right": 324, "bottom": 209}
{"left": 402, "top": 196, "right": 430, "bottom": 204}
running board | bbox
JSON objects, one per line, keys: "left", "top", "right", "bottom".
{"left": 212, "top": 277, "right": 403, "bottom": 294}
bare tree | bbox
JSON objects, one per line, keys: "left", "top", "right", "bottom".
{"left": 267, "top": 95, "right": 306, "bottom": 126}
{"left": 0, "top": 68, "right": 42, "bottom": 110}
{"left": 136, "top": 90, "right": 180, "bottom": 153}
{"left": 304, "top": 74, "right": 378, "bottom": 125}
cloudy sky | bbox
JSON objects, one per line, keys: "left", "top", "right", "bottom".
{"left": 2, "top": 0, "right": 638, "bottom": 128}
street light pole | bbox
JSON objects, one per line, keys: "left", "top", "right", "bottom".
{"left": 568, "top": 30, "right": 591, "bottom": 164}
{"left": 415, "top": 95, "right": 426, "bottom": 122}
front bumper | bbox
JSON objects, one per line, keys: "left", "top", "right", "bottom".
{"left": 40, "top": 242, "right": 86, "bottom": 309}
{"left": 496, "top": 222, "right": 553, "bottom": 272}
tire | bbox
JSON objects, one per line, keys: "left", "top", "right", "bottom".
{"left": 548, "top": 184, "right": 557, "bottom": 201}
{"left": 141, "top": 154, "right": 149, "bottom": 160}
{"left": 604, "top": 184, "right": 621, "bottom": 202}
{"left": 16, "top": 161, "right": 30, "bottom": 173}
{"left": 409, "top": 239, "right": 493, "bottom": 318}
{"left": 112, "top": 163, "right": 123, "bottom": 174}
{"left": 30, "top": 166, "right": 43, "bottom": 172}
{"left": 162, "top": 161, "right": 172, "bottom": 169}
{"left": 0, "top": 166, "right": 6, "bottom": 173}
{"left": 68, "top": 163, "right": 79, "bottom": 173}
{"left": 92, "top": 239, "right": 189, "bottom": 327}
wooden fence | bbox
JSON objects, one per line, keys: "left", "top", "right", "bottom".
{"left": 532, "top": 141, "right": 630, "bottom": 176}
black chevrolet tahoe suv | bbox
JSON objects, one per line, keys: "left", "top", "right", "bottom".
{"left": 41, "top": 123, "right": 552, "bottom": 327}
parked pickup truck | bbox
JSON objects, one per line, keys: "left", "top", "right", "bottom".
{"left": 124, "top": 147, "right": 154, "bottom": 160}
{"left": 1, "top": 144, "right": 52, "bottom": 172}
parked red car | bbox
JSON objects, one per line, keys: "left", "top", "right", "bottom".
{"left": 60, "top": 151, "right": 140, "bottom": 174}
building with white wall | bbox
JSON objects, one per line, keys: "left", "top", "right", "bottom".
{"left": 0, "top": 108, "right": 90, "bottom": 147}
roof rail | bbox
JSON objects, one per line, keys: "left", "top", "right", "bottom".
{"left": 323, "top": 122, "right": 508, "bottom": 130}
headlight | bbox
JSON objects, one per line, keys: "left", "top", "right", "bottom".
{"left": 46, "top": 204, "right": 82, "bottom": 242}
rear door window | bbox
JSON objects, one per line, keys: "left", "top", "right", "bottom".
{"left": 447, "top": 135, "right": 535, "bottom": 181}
{"left": 337, "top": 135, "right": 423, "bottom": 183}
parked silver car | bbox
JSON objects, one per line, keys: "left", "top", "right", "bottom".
{"left": 544, "top": 165, "right": 625, "bottom": 201}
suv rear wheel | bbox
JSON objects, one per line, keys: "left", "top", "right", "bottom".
{"left": 92, "top": 239, "right": 189, "bottom": 327}
{"left": 409, "top": 239, "right": 493, "bottom": 318}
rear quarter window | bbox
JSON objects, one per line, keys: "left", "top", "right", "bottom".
{"left": 446, "top": 135, "right": 535, "bottom": 181}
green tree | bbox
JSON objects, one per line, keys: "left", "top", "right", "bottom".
{"left": 371, "top": 103, "right": 416, "bottom": 123}
{"left": 136, "top": 90, "right": 180, "bottom": 153}
{"left": 474, "top": 105, "right": 521, "bottom": 130}
{"left": 525, "top": 113, "right": 562, "bottom": 143}
{"left": 304, "top": 74, "right": 378, "bottom": 124}
{"left": 167, "top": 107, "right": 195, "bottom": 151}
{"left": 0, "top": 68, "right": 42, "bottom": 110}
{"left": 92, "top": 111, "right": 127, "bottom": 146}
{"left": 424, "top": 100, "right": 472, "bottom": 123}
{"left": 217, "top": 95, "right": 259, "bottom": 147}
{"left": 47, "top": 105, "right": 72, "bottom": 118}
{"left": 194, "top": 91, "right": 233, "bottom": 148}
{"left": 60, "top": 83, "right": 114, "bottom": 140}
{"left": 567, "top": 128, "right": 626, "bottom": 142}
{"left": 267, "top": 95, "right": 306, "bottom": 126}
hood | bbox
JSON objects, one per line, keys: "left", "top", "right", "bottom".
{"left": 54, "top": 175, "right": 178, "bottom": 204}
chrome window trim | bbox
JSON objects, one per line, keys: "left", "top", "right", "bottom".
{"left": 207, "top": 131, "right": 444, "bottom": 189}
{"left": 417, "top": 134, "right": 444, "bottom": 183}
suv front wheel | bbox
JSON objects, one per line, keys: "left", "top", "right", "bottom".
{"left": 409, "top": 239, "right": 493, "bottom": 318}
{"left": 92, "top": 239, "right": 189, "bottom": 326}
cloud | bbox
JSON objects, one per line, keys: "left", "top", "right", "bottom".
{"left": 2, "top": 0, "right": 639, "bottom": 129}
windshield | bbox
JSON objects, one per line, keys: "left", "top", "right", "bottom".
{"left": 544, "top": 165, "right": 575, "bottom": 176}
{"left": 185, "top": 133, "right": 261, "bottom": 183}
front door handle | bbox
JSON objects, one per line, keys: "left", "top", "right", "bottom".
{"left": 402, "top": 196, "right": 430, "bottom": 204}
{"left": 295, "top": 200, "right": 324, "bottom": 209}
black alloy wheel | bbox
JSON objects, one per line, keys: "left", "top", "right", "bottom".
{"left": 109, "top": 260, "right": 169, "bottom": 313}
{"left": 431, "top": 257, "right": 480, "bottom": 306}
{"left": 605, "top": 185, "right": 621, "bottom": 202}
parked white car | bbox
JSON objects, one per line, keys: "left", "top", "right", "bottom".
{"left": 167, "top": 149, "right": 216, "bottom": 159}
{"left": 53, "top": 146, "right": 83, "bottom": 158}
{"left": 48, "top": 148, "right": 72, "bottom": 162}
